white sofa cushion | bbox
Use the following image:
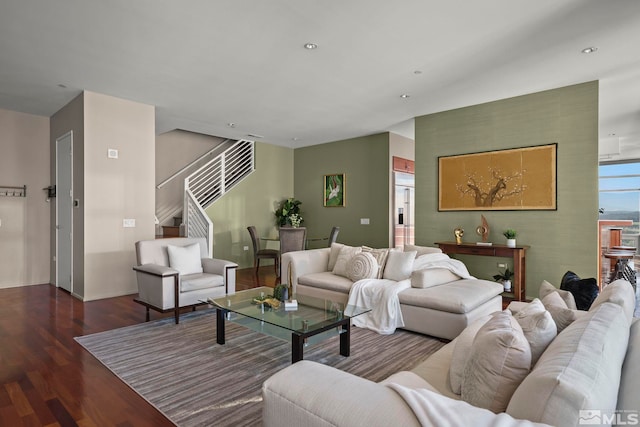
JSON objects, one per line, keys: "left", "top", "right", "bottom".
{"left": 539, "top": 279, "right": 577, "bottom": 310}
{"left": 332, "top": 245, "right": 362, "bottom": 278}
{"left": 167, "top": 243, "right": 203, "bottom": 275}
{"left": 361, "top": 246, "right": 390, "bottom": 279}
{"left": 180, "top": 272, "right": 224, "bottom": 292}
{"left": 541, "top": 291, "right": 577, "bottom": 332}
{"left": 411, "top": 268, "right": 460, "bottom": 289}
{"left": 383, "top": 250, "right": 417, "bottom": 281}
{"left": 512, "top": 299, "right": 557, "bottom": 366}
{"left": 461, "top": 310, "right": 531, "bottom": 413}
{"left": 590, "top": 278, "right": 636, "bottom": 323}
{"left": 328, "top": 243, "right": 345, "bottom": 271}
{"left": 399, "top": 279, "right": 504, "bottom": 314}
{"left": 298, "top": 271, "right": 354, "bottom": 294}
{"left": 347, "top": 252, "right": 378, "bottom": 282}
{"left": 449, "top": 314, "right": 492, "bottom": 394}
{"left": 507, "top": 302, "right": 630, "bottom": 426}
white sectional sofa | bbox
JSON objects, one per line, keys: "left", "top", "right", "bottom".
{"left": 281, "top": 243, "right": 504, "bottom": 340}
{"left": 263, "top": 279, "right": 639, "bottom": 426}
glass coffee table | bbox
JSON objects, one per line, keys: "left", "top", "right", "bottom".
{"left": 207, "top": 287, "right": 370, "bottom": 363}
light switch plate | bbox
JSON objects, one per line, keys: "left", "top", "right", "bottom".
{"left": 123, "top": 218, "right": 136, "bottom": 228}
{"left": 108, "top": 148, "right": 119, "bottom": 159}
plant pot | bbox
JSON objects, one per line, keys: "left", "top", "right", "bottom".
{"left": 503, "top": 280, "right": 512, "bottom": 292}
{"left": 507, "top": 238, "right": 516, "bottom": 248}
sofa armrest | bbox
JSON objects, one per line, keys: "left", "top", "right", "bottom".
{"left": 281, "top": 248, "right": 330, "bottom": 293}
{"left": 262, "top": 360, "right": 420, "bottom": 427}
{"left": 202, "top": 258, "right": 238, "bottom": 294}
{"left": 133, "top": 264, "right": 179, "bottom": 277}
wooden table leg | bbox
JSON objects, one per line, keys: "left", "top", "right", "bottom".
{"left": 216, "top": 308, "right": 226, "bottom": 345}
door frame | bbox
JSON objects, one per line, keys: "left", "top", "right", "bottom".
{"left": 55, "top": 131, "right": 73, "bottom": 292}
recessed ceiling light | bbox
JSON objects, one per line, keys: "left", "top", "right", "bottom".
{"left": 227, "top": 122, "right": 236, "bottom": 128}
{"left": 581, "top": 47, "right": 598, "bottom": 54}
{"left": 400, "top": 94, "right": 410, "bottom": 99}
{"left": 57, "top": 84, "right": 67, "bottom": 88}
{"left": 247, "top": 133, "right": 264, "bottom": 139}
{"left": 292, "top": 137, "right": 299, "bottom": 141}
{"left": 304, "top": 43, "right": 318, "bottom": 50}
{"left": 413, "top": 70, "right": 422, "bottom": 75}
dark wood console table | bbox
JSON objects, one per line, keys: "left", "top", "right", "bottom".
{"left": 435, "top": 241, "right": 529, "bottom": 301}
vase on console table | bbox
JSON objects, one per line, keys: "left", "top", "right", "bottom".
{"left": 507, "top": 239, "right": 516, "bottom": 248}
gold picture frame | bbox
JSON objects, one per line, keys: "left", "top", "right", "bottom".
{"left": 438, "top": 144, "right": 557, "bottom": 211}
{"left": 324, "top": 173, "right": 345, "bottom": 207}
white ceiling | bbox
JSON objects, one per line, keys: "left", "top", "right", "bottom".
{"left": 1, "top": 0, "right": 640, "bottom": 159}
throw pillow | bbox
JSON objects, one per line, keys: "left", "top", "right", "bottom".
{"left": 541, "top": 291, "right": 578, "bottom": 332}
{"left": 361, "top": 246, "right": 390, "bottom": 279}
{"left": 539, "top": 280, "right": 577, "bottom": 310}
{"left": 590, "top": 279, "right": 636, "bottom": 323}
{"left": 461, "top": 310, "right": 532, "bottom": 413}
{"left": 512, "top": 298, "right": 557, "bottom": 366}
{"left": 167, "top": 243, "right": 203, "bottom": 275}
{"left": 448, "top": 314, "right": 493, "bottom": 394}
{"left": 403, "top": 244, "right": 443, "bottom": 256}
{"left": 382, "top": 250, "right": 417, "bottom": 281}
{"left": 332, "top": 245, "right": 362, "bottom": 278}
{"left": 346, "top": 252, "right": 378, "bottom": 282}
{"left": 328, "top": 243, "right": 346, "bottom": 271}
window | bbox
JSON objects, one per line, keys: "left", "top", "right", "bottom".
{"left": 599, "top": 162, "right": 640, "bottom": 248}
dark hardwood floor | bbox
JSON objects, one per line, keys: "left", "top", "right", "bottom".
{"left": 0, "top": 266, "right": 275, "bottom": 427}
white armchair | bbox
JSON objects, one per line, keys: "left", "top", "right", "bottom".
{"left": 133, "top": 237, "right": 237, "bottom": 323}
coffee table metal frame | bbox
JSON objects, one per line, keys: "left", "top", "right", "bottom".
{"left": 209, "top": 287, "right": 369, "bottom": 363}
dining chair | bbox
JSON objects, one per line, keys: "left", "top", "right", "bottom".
{"left": 279, "top": 227, "right": 307, "bottom": 255}
{"left": 247, "top": 226, "right": 280, "bottom": 275}
{"left": 328, "top": 226, "right": 340, "bottom": 247}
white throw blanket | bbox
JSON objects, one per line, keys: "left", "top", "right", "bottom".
{"left": 347, "top": 278, "right": 410, "bottom": 335}
{"left": 412, "top": 253, "right": 475, "bottom": 279}
{"left": 388, "top": 384, "right": 549, "bottom": 427}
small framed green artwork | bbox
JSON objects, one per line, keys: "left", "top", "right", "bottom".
{"left": 324, "top": 173, "right": 345, "bottom": 207}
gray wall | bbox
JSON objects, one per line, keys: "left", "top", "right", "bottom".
{"left": 0, "top": 108, "right": 50, "bottom": 287}
{"left": 415, "top": 82, "right": 599, "bottom": 299}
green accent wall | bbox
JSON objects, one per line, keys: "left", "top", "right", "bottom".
{"left": 294, "top": 133, "right": 390, "bottom": 248}
{"left": 206, "top": 142, "right": 294, "bottom": 268}
{"left": 415, "top": 82, "right": 599, "bottom": 299}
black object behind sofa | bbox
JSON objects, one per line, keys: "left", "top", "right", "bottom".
{"left": 560, "top": 271, "right": 599, "bottom": 310}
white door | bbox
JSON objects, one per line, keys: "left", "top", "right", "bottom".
{"left": 56, "top": 132, "right": 73, "bottom": 292}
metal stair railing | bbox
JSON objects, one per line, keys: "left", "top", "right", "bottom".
{"left": 184, "top": 139, "right": 255, "bottom": 254}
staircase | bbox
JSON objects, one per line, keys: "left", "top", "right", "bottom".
{"left": 183, "top": 139, "right": 255, "bottom": 255}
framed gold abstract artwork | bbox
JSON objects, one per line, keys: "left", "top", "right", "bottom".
{"left": 438, "top": 144, "right": 557, "bottom": 211}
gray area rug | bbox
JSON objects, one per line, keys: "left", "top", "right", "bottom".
{"left": 75, "top": 309, "right": 445, "bottom": 426}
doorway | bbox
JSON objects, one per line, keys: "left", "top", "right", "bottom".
{"left": 394, "top": 171, "right": 415, "bottom": 249}
{"left": 56, "top": 131, "right": 73, "bottom": 292}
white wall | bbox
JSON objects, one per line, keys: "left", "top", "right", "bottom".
{"left": 0, "top": 109, "right": 50, "bottom": 287}
{"left": 82, "top": 91, "right": 155, "bottom": 300}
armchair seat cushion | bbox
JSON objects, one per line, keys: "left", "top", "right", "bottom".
{"left": 181, "top": 273, "right": 225, "bottom": 292}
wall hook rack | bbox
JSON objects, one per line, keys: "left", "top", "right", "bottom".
{"left": 0, "top": 185, "right": 26, "bottom": 197}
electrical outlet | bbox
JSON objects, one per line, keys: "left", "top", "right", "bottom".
{"left": 360, "top": 218, "right": 370, "bottom": 225}
{"left": 243, "top": 246, "right": 249, "bottom": 251}
{"left": 123, "top": 218, "right": 136, "bottom": 228}
{"left": 497, "top": 263, "right": 507, "bottom": 268}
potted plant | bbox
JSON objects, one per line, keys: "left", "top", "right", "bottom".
{"left": 493, "top": 267, "right": 514, "bottom": 292}
{"left": 275, "top": 198, "right": 303, "bottom": 227}
{"left": 503, "top": 229, "right": 517, "bottom": 248}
